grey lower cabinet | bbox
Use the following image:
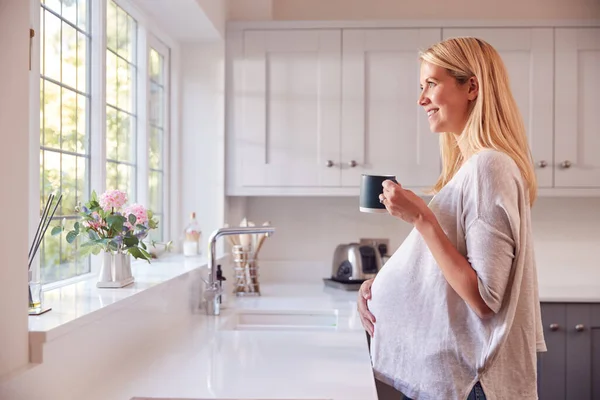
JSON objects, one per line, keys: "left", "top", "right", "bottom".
{"left": 538, "top": 303, "right": 600, "bottom": 400}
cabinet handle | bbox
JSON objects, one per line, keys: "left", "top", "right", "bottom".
{"left": 575, "top": 324, "right": 585, "bottom": 332}
{"left": 560, "top": 160, "right": 572, "bottom": 169}
{"left": 348, "top": 160, "right": 358, "bottom": 168}
{"left": 326, "top": 160, "right": 335, "bottom": 168}
{"left": 537, "top": 160, "right": 548, "bottom": 168}
{"left": 549, "top": 323, "right": 559, "bottom": 331}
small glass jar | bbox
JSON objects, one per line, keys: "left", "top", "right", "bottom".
{"left": 28, "top": 281, "right": 43, "bottom": 314}
{"left": 232, "top": 245, "right": 260, "bottom": 296}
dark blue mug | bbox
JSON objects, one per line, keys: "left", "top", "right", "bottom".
{"left": 359, "top": 174, "right": 397, "bottom": 213}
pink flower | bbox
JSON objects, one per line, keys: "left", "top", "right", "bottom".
{"left": 83, "top": 212, "right": 106, "bottom": 230}
{"left": 123, "top": 203, "right": 148, "bottom": 229}
{"left": 99, "top": 190, "right": 127, "bottom": 211}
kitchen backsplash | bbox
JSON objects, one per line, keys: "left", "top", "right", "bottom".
{"left": 237, "top": 196, "right": 600, "bottom": 287}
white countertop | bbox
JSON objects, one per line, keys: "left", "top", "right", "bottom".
{"left": 538, "top": 284, "right": 600, "bottom": 303}
{"left": 84, "top": 284, "right": 378, "bottom": 400}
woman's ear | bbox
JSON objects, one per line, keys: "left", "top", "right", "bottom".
{"left": 467, "top": 76, "right": 479, "bottom": 101}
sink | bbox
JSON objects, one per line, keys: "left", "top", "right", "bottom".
{"left": 220, "top": 309, "right": 339, "bottom": 331}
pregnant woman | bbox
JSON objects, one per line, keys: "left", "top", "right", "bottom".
{"left": 357, "top": 37, "right": 546, "bottom": 400}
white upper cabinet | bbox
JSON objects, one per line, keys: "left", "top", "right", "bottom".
{"left": 443, "top": 28, "right": 554, "bottom": 188}
{"left": 341, "top": 29, "right": 441, "bottom": 189}
{"left": 240, "top": 30, "right": 341, "bottom": 187}
{"left": 554, "top": 28, "right": 600, "bottom": 188}
{"left": 226, "top": 24, "right": 599, "bottom": 196}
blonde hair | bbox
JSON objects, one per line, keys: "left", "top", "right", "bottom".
{"left": 419, "top": 37, "right": 537, "bottom": 205}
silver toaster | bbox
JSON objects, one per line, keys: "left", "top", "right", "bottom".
{"left": 331, "top": 243, "right": 383, "bottom": 282}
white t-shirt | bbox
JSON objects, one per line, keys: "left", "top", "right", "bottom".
{"left": 368, "top": 149, "right": 547, "bottom": 400}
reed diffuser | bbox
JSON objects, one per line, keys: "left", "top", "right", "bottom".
{"left": 28, "top": 193, "right": 62, "bottom": 315}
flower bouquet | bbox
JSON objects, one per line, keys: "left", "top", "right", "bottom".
{"left": 53, "top": 189, "right": 172, "bottom": 287}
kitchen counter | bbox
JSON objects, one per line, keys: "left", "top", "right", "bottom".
{"left": 80, "top": 280, "right": 600, "bottom": 400}
{"left": 84, "top": 284, "right": 378, "bottom": 400}
{"left": 538, "top": 284, "right": 600, "bottom": 303}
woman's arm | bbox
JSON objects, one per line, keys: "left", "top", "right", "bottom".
{"left": 415, "top": 214, "right": 494, "bottom": 319}
{"left": 380, "top": 181, "right": 494, "bottom": 319}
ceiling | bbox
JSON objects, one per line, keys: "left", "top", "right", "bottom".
{"left": 131, "top": 0, "right": 221, "bottom": 42}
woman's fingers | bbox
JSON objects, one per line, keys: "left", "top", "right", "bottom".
{"left": 362, "top": 316, "right": 374, "bottom": 337}
{"left": 358, "top": 279, "right": 376, "bottom": 336}
{"left": 361, "top": 278, "right": 374, "bottom": 300}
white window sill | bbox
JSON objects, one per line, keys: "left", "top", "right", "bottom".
{"left": 28, "top": 253, "right": 217, "bottom": 363}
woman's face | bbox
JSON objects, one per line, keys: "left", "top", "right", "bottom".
{"left": 418, "top": 62, "right": 477, "bottom": 134}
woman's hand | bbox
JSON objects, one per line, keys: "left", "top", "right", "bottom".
{"left": 379, "top": 180, "right": 433, "bottom": 226}
{"left": 357, "top": 278, "right": 376, "bottom": 337}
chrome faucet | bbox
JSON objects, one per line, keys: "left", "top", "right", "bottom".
{"left": 202, "top": 226, "right": 275, "bottom": 315}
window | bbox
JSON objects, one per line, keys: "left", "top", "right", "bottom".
{"left": 148, "top": 46, "right": 167, "bottom": 241}
{"left": 106, "top": 0, "right": 137, "bottom": 200}
{"left": 39, "top": 0, "right": 91, "bottom": 283}
{"left": 35, "top": 0, "right": 172, "bottom": 285}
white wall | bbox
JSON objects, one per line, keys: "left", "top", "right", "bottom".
{"left": 240, "top": 197, "right": 600, "bottom": 286}
{"left": 196, "top": 0, "right": 228, "bottom": 38}
{"left": 180, "top": 42, "right": 226, "bottom": 256}
{"left": 228, "top": 0, "right": 600, "bottom": 20}
{"left": 0, "top": 0, "right": 31, "bottom": 379}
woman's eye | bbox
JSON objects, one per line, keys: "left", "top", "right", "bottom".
{"left": 427, "top": 81, "right": 436, "bottom": 88}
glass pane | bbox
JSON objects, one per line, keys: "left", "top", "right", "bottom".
{"left": 61, "top": 87, "right": 77, "bottom": 152}
{"left": 62, "top": 21, "right": 77, "bottom": 89}
{"left": 77, "top": 0, "right": 88, "bottom": 31}
{"left": 149, "top": 48, "right": 162, "bottom": 84}
{"left": 77, "top": 252, "right": 91, "bottom": 276}
{"left": 117, "top": 163, "right": 136, "bottom": 201}
{"left": 43, "top": 79, "right": 61, "bottom": 149}
{"left": 149, "top": 127, "right": 162, "bottom": 169}
{"left": 149, "top": 170, "right": 162, "bottom": 213}
{"left": 149, "top": 83, "right": 162, "bottom": 127}
{"left": 106, "top": 160, "right": 118, "bottom": 191}
{"left": 106, "top": 50, "right": 118, "bottom": 107}
{"left": 41, "top": 225, "right": 61, "bottom": 283}
{"left": 77, "top": 156, "right": 88, "bottom": 209}
{"left": 44, "top": 10, "right": 61, "bottom": 82}
{"left": 106, "top": 106, "right": 118, "bottom": 160}
{"left": 44, "top": 0, "right": 61, "bottom": 15}
{"left": 39, "top": 151, "right": 45, "bottom": 205}
{"left": 61, "top": 153, "right": 77, "bottom": 215}
{"left": 117, "top": 57, "right": 133, "bottom": 112}
{"left": 77, "top": 32, "right": 87, "bottom": 93}
{"left": 59, "top": 219, "right": 79, "bottom": 277}
{"left": 106, "top": 0, "right": 117, "bottom": 52}
{"left": 40, "top": 78, "right": 44, "bottom": 143}
{"left": 41, "top": 150, "right": 61, "bottom": 201}
{"left": 61, "top": 0, "right": 77, "bottom": 27}
{"left": 149, "top": 214, "right": 162, "bottom": 242}
{"left": 76, "top": 94, "right": 87, "bottom": 154}
{"left": 117, "top": 113, "right": 134, "bottom": 163}
{"left": 117, "top": 8, "right": 135, "bottom": 62}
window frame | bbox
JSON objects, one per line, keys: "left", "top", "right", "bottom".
{"left": 146, "top": 34, "right": 171, "bottom": 245}
{"left": 30, "top": 0, "right": 177, "bottom": 289}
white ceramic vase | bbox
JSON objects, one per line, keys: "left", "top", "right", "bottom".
{"left": 97, "top": 250, "right": 135, "bottom": 288}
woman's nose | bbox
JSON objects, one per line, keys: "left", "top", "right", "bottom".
{"left": 417, "top": 91, "right": 429, "bottom": 106}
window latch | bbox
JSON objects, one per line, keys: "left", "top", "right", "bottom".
{"left": 29, "top": 28, "right": 35, "bottom": 71}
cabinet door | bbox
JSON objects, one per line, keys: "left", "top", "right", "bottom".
{"left": 443, "top": 28, "right": 554, "bottom": 188}
{"left": 555, "top": 28, "right": 600, "bottom": 188}
{"left": 566, "top": 304, "right": 593, "bottom": 399}
{"left": 341, "top": 29, "right": 441, "bottom": 188}
{"left": 241, "top": 30, "right": 341, "bottom": 187}
{"left": 539, "top": 303, "right": 567, "bottom": 400}
{"left": 592, "top": 305, "right": 600, "bottom": 400}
